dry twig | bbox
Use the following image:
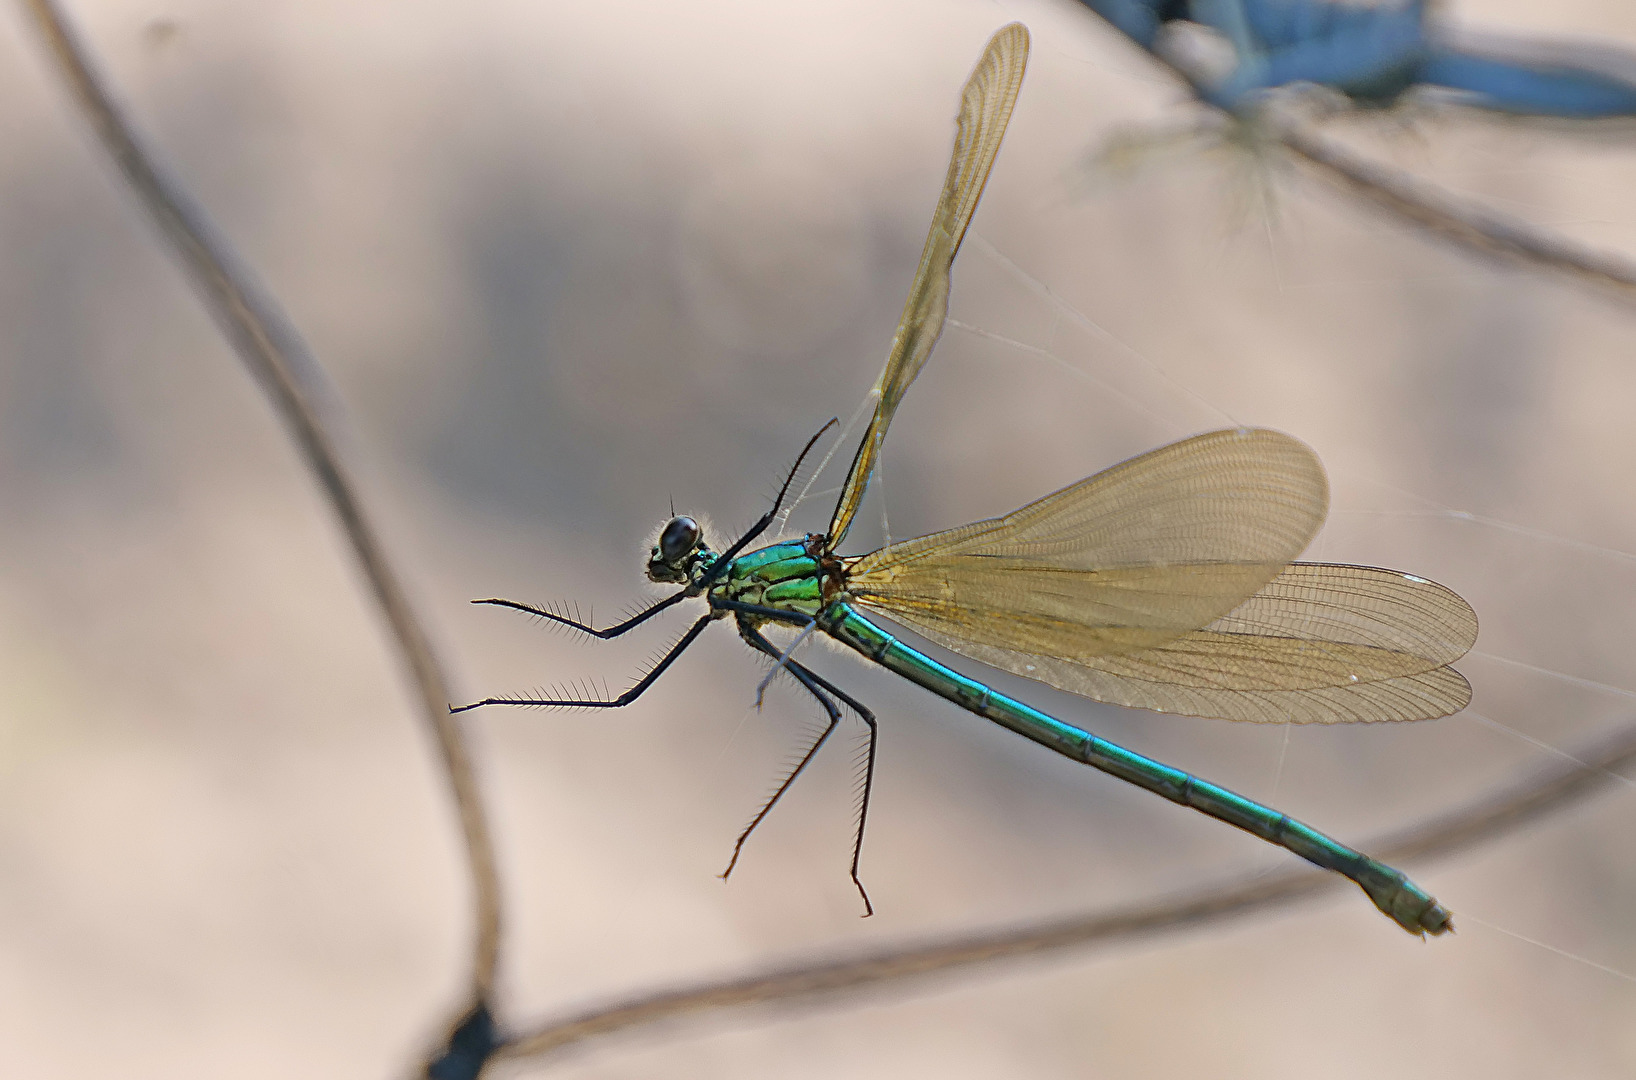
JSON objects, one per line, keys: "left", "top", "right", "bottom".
{"left": 1280, "top": 123, "right": 1636, "bottom": 300}
{"left": 18, "top": 0, "right": 503, "bottom": 1015}
{"left": 498, "top": 721, "right": 1636, "bottom": 1066}
{"left": 1075, "top": 6, "right": 1636, "bottom": 301}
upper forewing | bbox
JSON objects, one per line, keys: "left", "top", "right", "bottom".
{"left": 846, "top": 428, "right": 1330, "bottom": 651}
{"left": 827, "top": 23, "right": 1029, "bottom": 547}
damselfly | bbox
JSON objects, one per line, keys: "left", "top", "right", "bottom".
{"left": 456, "top": 23, "right": 1476, "bottom": 935}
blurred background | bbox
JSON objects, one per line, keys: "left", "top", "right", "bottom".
{"left": 2, "top": 0, "right": 1635, "bottom": 1076}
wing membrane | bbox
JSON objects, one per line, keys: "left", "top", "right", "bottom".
{"left": 827, "top": 23, "right": 1030, "bottom": 547}
{"left": 845, "top": 429, "right": 1477, "bottom": 723}
{"left": 853, "top": 561, "right": 1475, "bottom": 724}
{"left": 846, "top": 428, "right": 1330, "bottom": 653}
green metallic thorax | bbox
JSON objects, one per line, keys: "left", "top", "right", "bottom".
{"left": 711, "top": 537, "right": 832, "bottom": 618}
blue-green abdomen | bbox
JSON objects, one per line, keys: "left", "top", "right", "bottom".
{"left": 816, "top": 600, "right": 1451, "bottom": 935}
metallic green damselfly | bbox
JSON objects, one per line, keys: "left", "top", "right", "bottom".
{"left": 456, "top": 23, "right": 1476, "bottom": 935}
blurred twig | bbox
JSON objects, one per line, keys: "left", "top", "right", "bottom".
{"left": 1280, "top": 123, "right": 1636, "bottom": 300}
{"left": 1075, "top": 7, "right": 1636, "bottom": 302}
{"left": 18, "top": 0, "right": 502, "bottom": 1011}
{"left": 499, "top": 720, "right": 1636, "bottom": 1066}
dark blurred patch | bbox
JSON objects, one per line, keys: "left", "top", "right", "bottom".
{"left": 143, "top": 17, "right": 184, "bottom": 53}
{"left": 424, "top": 1001, "right": 499, "bottom": 1080}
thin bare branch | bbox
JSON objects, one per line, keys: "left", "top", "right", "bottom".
{"left": 1076, "top": 8, "right": 1636, "bottom": 302}
{"left": 1278, "top": 123, "right": 1636, "bottom": 301}
{"left": 500, "top": 721, "right": 1636, "bottom": 1066}
{"left": 17, "top": 0, "right": 502, "bottom": 1002}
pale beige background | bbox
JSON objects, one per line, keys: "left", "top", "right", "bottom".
{"left": 2, "top": 0, "right": 1635, "bottom": 1077}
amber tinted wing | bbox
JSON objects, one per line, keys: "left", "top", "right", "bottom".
{"left": 846, "top": 429, "right": 1476, "bottom": 722}
{"left": 827, "top": 23, "right": 1030, "bottom": 547}
{"left": 865, "top": 563, "right": 1475, "bottom": 723}
{"left": 847, "top": 428, "right": 1330, "bottom": 654}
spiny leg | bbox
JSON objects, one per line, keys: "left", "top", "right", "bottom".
{"left": 754, "top": 620, "right": 821, "bottom": 709}
{"left": 710, "top": 597, "right": 813, "bottom": 627}
{"left": 469, "top": 589, "right": 691, "bottom": 640}
{"left": 709, "top": 598, "right": 824, "bottom": 709}
{"left": 769, "top": 637, "right": 880, "bottom": 919}
{"left": 712, "top": 596, "right": 821, "bottom": 709}
{"left": 450, "top": 613, "right": 715, "bottom": 713}
{"left": 722, "top": 618, "right": 840, "bottom": 870}
{"left": 737, "top": 619, "right": 879, "bottom": 917}
{"left": 695, "top": 419, "right": 838, "bottom": 590}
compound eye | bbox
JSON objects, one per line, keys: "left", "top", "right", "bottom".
{"left": 658, "top": 516, "right": 702, "bottom": 564}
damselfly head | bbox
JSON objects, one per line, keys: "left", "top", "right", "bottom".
{"left": 646, "top": 515, "right": 703, "bottom": 584}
